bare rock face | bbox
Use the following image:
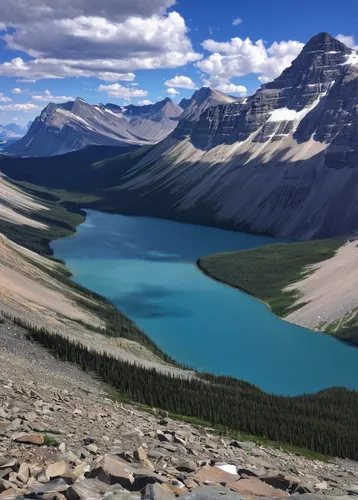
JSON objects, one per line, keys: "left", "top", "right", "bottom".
{"left": 115, "top": 33, "right": 358, "bottom": 240}
{"left": 123, "top": 98, "right": 183, "bottom": 122}
{"left": 66, "top": 478, "right": 117, "bottom": 499}
{"left": 187, "top": 102, "right": 246, "bottom": 149}
{"left": 6, "top": 98, "right": 184, "bottom": 157}
{"left": 175, "top": 88, "right": 240, "bottom": 143}
{"left": 142, "top": 483, "right": 173, "bottom": 500}
{"left": 179, "top": 87, "right": 238, "bottom": 123}
{"left": 188, "top": 32, "right": 350, "bottom": 149}
{"left": 165, "top": 33, "right": 348, "bottom": 154}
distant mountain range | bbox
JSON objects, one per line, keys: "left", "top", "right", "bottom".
{"left": 5, "top": 88, "right": 241, "bottom": 157}
{"left": 6, "top": 97, "right": 184, "bottom": 157}
{"left": 0, "top": 122, "right": 31, "bottom": 140}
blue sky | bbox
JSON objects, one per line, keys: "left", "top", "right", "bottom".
{"left": 0, "top": 0, "right": 357, "bottom": 125}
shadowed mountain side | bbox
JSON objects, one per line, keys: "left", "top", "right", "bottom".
{"left": 107, "top": 144, "right": 358, "bottom": 240}
{"left": 3, "top": 138, "right": 357, "bottom": 241}
{"left": 0, "top": 144, "right": 144, "bottom": 190}
{"left": 293, "top": 66, "right": 358, "bottom": 169}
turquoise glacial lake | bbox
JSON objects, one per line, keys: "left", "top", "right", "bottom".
{"left": 51, "top": 210, "right": 358, "bottom": 396}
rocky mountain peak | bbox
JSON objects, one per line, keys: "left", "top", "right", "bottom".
{"left": 75, "top": 96, "right": 86, "bottom": 103}
{"left": 122, "top": 98, "right": 182, "bottom": 121}
{"left": 39, "top": 102, "right": 60, "bottom": 120}
{"left": 302, "top": 32, "right": 349, "bottom": 54}
{"left": 110, "top": 30, "right": 358, "bottom": 242}
{"left": 70, "top": 97, "right": 93, "bottom": 115}
{"left": 179, "top": 87, "right": 236, "bottom": 123}
{"left": 191, "top": 87, "right": 214, "bottom": 103}
{"left": 179, "top": 97, "right": 191, "bottom": 110}
{"left": 104, "top": 103, "right": 122, "bottom": 113}
{"left": 154, "top": 97, "right": 177, "bottom": 112}
{"left": 261, "top": 32, "right": 350, "bottom": 108}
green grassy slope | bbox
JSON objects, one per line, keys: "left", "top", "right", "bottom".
{"left": 198, "top": 239, "right": 344, "bottom": 316}
{"left": 197, "top": 238, "right": 358, "bottom": 345}
{"left": 197, "top": 238, "right": 358, "bottom": 344}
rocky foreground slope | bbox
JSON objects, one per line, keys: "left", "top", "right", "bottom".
{"left": 7, "top": 98, "right": 183, "bottom": 157}
{"left": 1, "top": 317, "right": 358, "bottom": 500}
{"left": 112, "top": 33, "right": 358, "bottom": 240}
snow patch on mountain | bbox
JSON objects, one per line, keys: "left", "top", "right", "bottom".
{"left": 268, "top": 108, "right": 303, "bottom": 122}
{"left": 343, "top": 51, "right": 358, "bottom": 65}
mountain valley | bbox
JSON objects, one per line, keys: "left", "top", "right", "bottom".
{"left": 2, "top": 34, "right": 358, "bottom": 346}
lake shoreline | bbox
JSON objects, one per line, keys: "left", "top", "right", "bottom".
{"left": 196, "top": 258, "right": 358, "bottom": 349}
{"left": 51, "top": 209, "right": 358, "bottom": 396}
{"left": 7, "top": 192, "right": 356, "bottom": 454}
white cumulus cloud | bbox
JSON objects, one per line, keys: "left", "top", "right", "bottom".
{"left": 0, "top": 0, "right": 176, "bottom": 24}
{"left": 0, "top": 93, "right": 12, "bottom": 103}
{"left": 98, "top": 83, "right": 148, "bottom": 98}
{"left": 198, "top": 36, "right": 303, "bottom": 87}
{"left": 166, "top": 87, "right": 180, "bottom": 95}
{"left": 215, "top": 83, "right": 247, "bottom": 96}
{"left": 0, "top": 57, "right": 138, "bottom": 82}
{"left": 0, "top": 102, "right": 39, "bottom": 112}
{"left": 137, "top": 100, "right": 154, "bottom": 105}
{"left": 232, "top": 18, "right": 243, "bottom": 26}
{"left": 32, "top": 90, "right": 74, "bottom": 102}
{"left": 165, "top": 75, "right": 196, "bottom": 89}
{"left": 336, "top": 34, "right": 358, "bottom": 51}
{"left": 0, "top": 1, "right": 202, "bottom": 82}
{"left": 12, "top": 87, "right": 22, "bottom": 94}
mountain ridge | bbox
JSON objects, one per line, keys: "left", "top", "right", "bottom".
{"left": 107, "top": 32, "right": 358, "bottom": 240}
{"left": 6, "top": 96, "right": 184, "bottom": 157}
{"left": 179, "top": 87, "right": 239, "bottom": 122}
